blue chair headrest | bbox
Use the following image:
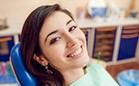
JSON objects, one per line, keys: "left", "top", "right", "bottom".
{"left": 10, "top": 43, "right": 37, "bottom": 86}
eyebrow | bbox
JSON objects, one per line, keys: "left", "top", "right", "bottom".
{"left": 66, "top": 20, "right": 72, "bottom": 25}
{"left": 44, "top": 30, "right": 58, "bottom": 43}
{"left": 44, "top": 20, "right": 73, "bottom": 43}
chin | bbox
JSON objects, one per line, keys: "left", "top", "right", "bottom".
{"left": 76, "top": 55, "right": 90, "bottom": 68}
{"left": 82, "top": 55, "right": 90, "bottom": 67}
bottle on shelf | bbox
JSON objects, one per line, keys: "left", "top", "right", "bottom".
{"left": 97, "top": 51, "right": 101, "bottom": 63}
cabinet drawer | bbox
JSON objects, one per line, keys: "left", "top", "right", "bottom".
{"left": 118, "top": 25, "right": 139, "bottom": 60}
{"left": 0, "top": 36, "right": 14, "bottom": 61}
{"left": 92, "top": 27, "right": 116, "bottom": 62}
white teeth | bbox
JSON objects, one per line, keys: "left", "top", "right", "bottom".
{"left": 68, "top": 48, "right": 82, "bottom": 58}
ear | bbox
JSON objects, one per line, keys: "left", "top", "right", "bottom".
{"left": 33, "top": 54, "right": 48, "bottom": 66}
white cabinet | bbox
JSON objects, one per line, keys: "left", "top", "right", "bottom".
{"left": 77, "top": 18, "right": 139, "bottom": 65}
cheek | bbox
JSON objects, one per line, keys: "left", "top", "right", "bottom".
{"left": 77, "top": 30, "right": 86, "bottom": 41}
{"left": 46, "top": 47, "right": 66, "bottom": 69}
{"left": 45, "top": 45, "right": 65, "bottom": 61}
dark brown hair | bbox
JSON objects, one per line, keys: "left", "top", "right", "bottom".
{"left": 20, "top": 4, "right": 73, "bottom": 86}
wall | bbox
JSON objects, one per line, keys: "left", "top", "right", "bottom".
{"left": 0, "top": 0, "right": 88, "bottom": 20}
{"left": 134, "top": 0, "right": 139, "bottom": 12}
{"left": 0, "top": 0, "right": 136, "bottom": 21}
{"left": 0, "top": 0, "right": 55, "bottom": 20}
{"left": 105, "top": 0, "right": 131, "bottom": 9}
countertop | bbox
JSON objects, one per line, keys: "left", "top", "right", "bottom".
{"left": 76, "top": 17, "right": 139, "bottom": 28}
{"left": 0, "top": 18, "right": 139, "bottom": 36}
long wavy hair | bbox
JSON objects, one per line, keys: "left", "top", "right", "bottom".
{"left": 20, "top": 4, "right": 73, "bottom": 86}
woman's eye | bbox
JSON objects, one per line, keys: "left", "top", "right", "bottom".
{"left": 69, "top": 26, "right": 77, "bottom": 32}
{"left": 50, "top": 37, "right": 61, "bottom": 44}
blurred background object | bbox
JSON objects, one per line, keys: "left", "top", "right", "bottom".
{"left": 87, "top": 0, "right": 107, "bottom": 17}
{"left": 0, "top": 17, "right": 8, "bottom": 30}
{"left": 76, "top": 6, "right": 86, "bottom": 20}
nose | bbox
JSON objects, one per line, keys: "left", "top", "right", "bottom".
{"left": 66, "top": 34, "right": 78, "bottom": 48}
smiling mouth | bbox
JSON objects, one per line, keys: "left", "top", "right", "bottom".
{"left": 67, "top": 46, "right": 83, "bottom": 58}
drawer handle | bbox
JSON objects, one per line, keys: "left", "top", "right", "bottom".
{"left": 124, "top": 26, "right": 139, "bottom": 29}
{"left": 96, "top": 27, "right": 116, "bottom": 31}
{"left": 0, "top": 37, "right": 12, "bottom": 42}
{"left": 122, "top": 34, "right": 138, "bottom": 38}
{"left": 123, "top": 29, "right": 139, "bottom": 34}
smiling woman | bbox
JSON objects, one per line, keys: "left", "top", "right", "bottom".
{"left": 20, "top": 4, "right": 119, "bottom": 86}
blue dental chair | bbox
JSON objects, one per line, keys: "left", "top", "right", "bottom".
{"left": 10, "top": 43, "right": 38, "bottom": 86}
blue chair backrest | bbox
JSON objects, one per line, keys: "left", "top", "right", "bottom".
{"left": 10, "top": 43, "right": 38, "bottom": 86}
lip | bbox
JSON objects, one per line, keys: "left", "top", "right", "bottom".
{"left": 66, "top": 45, "right": 84, "bottom": 59}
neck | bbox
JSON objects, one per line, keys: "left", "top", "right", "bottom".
{"left": 61, "top": 68, "right": 85, "bottom": 86}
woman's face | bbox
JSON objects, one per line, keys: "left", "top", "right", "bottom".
{"left": 39, "top": 11, "right": 89, "bottom": 73}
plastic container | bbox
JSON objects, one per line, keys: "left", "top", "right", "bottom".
{"left": 87, "top": 0, "right": 107, "bottom": 18}
{"left": 1, "top": 62, "right": 7, "bottom": 75}
{"left": 117, "top": 69, "right": 139, "bottom": 86}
